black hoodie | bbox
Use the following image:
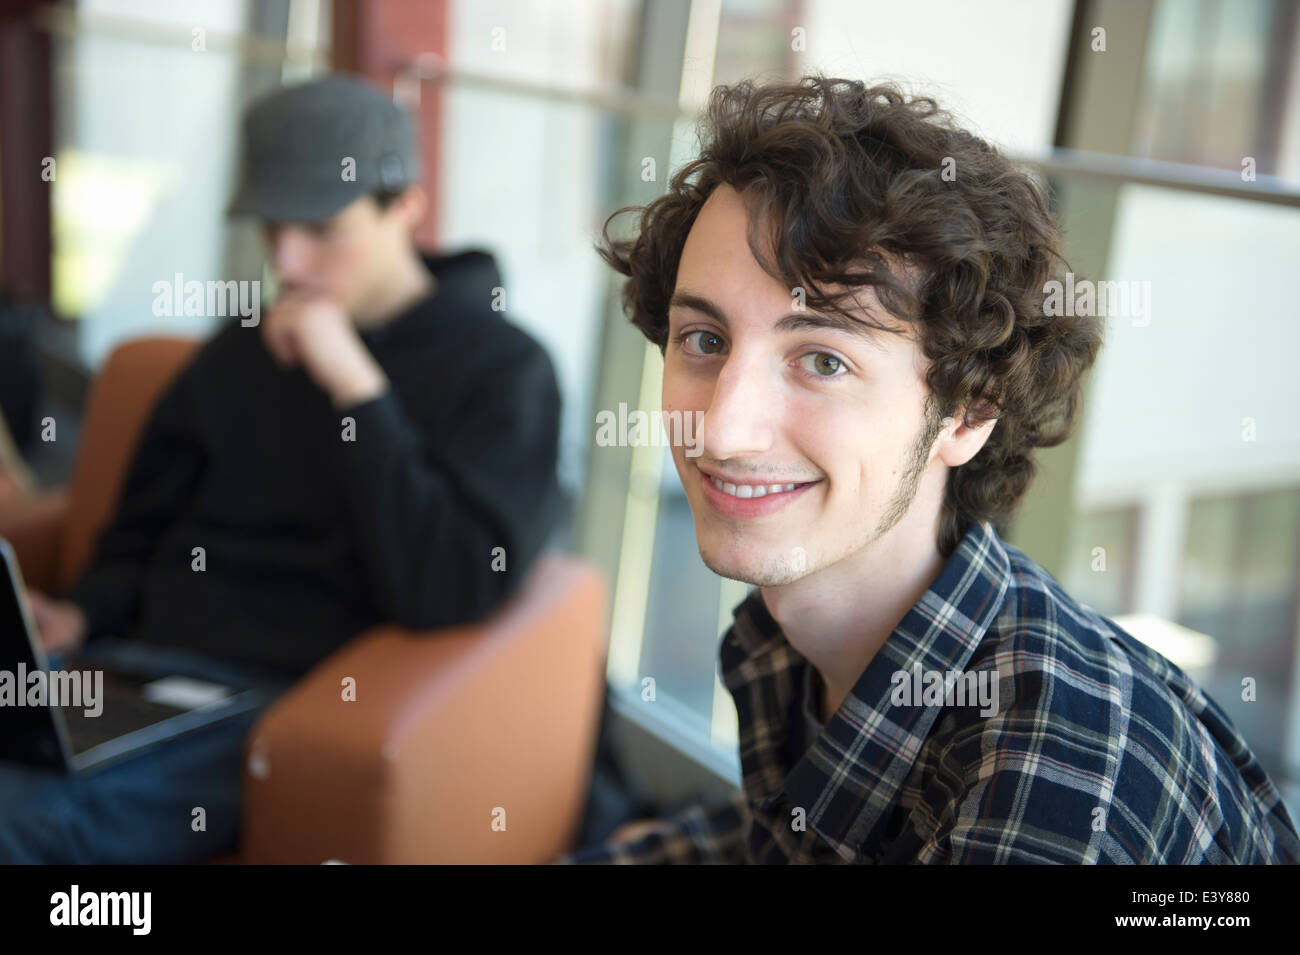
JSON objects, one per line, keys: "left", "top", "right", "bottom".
{"left": 66, "top": 250, "right": 563, "bottom": 679}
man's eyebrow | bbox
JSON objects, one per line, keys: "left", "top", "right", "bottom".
{"left": 669, "top": 290, "right": 900, "bottom": 347}
{"left": 670, "top": 292, "right": 730, "bottom": 326}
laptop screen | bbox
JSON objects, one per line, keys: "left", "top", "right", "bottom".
{"left": 0, "top": 539, "right": 70, "bottom": 770}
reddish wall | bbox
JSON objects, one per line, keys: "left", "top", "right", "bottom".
{"left": 332, "top": 0, "right": 448, "bottom": 249}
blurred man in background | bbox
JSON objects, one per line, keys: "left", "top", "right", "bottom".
{"left": 4, "top": 73, "right": 563, "bottom": 863}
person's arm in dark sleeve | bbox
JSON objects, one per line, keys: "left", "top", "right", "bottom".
{"left": 332, "top": 335, "right": 562, "bottom": 630}
{"left": 62, "top": 361, "right": 207, "bottom": 640}
{"left": 551, "top": 790, "right": 751, "bottom": 864}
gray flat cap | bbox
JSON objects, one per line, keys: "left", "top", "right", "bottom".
{"left": 227, "top": 73, "right": 421, "bottom": 223}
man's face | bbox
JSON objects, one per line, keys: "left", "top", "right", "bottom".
{"left": 260, "top": 193, "right": 413, "bottom": 317}
{"left": 664, "top": 184, "right": 948, "bottom": 586}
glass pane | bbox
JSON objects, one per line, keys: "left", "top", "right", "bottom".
{"left": 1133, "top": 0, "right": 1283, "bottom": 174}
{"left": 1062, "top": 507, "right": 1139, "bottom": 616}
{"left": 712, "top": 0, "right": 795, "bottom": 87}
{"left": 438, "top": 0, "right": 641, "bottom": 492}
{"left": 1180, "top": 495, "right": 1240, "bottom": 631}
{"left": 51, "top": 0, "right": 279, "bottom": 366}
{"left": 446, "top": 0, "right": 640, "bottom": 88}
{"left": 639, "top": 479, "right": 726, "bottom": 721}
{"left": 1069, "top": 183, "right": 1300, "bottom": 809}
{"left": 1074, "top": 186, "right": 1300, "bottom": 493}
{"left": 1180, "top": 487, "right": 1300, "bottom": 788}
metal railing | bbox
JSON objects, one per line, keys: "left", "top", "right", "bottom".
{"left": 33, "top": 5, "right": 1300, "bottom": 209}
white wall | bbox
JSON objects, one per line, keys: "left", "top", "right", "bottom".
{"left": 801, "top": 0, "right": 1074, "bottom": 156}
{"left": 1075, "top": 186, "right": 1300, "bottom": 504}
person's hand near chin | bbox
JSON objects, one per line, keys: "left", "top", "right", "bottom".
{"left": 261, "top": 288, "right": 390, "bottom": 409}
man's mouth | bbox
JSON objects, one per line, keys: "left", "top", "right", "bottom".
{"left": 705, "top": 475, "right": 813, "bottom": 499}
{"left": 697, "top": 467, "right": 821, "bottom": 518}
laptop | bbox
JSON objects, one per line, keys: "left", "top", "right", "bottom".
{"left": 0, "top": 537, "right": 269, "bottom": 773}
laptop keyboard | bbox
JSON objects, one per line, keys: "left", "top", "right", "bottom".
{"left": 59, "top": 681, "right": 192, "bottom": 754}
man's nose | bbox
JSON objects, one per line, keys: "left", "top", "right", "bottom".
{"left": 698, "top": 349, "right": 776, "bottom": 461}
{"left": 267, "top": 227, "right": 313, "bottom": 282}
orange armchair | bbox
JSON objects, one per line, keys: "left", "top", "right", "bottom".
{"left": 0, "top": 336, "right": 608, "bottom": 864}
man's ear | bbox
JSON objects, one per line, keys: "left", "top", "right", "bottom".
{"left": 934, "top": 404, "right": 999, "bottom": 468}
{"left": 392, "top": 184, "right": 428, "bottom": 232}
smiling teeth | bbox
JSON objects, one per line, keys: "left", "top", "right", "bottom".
{"left": 710, "top": 477, "right": 799, "bottom": 498}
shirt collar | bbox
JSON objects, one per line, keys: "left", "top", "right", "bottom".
{"left": 721, "top": 519, "right": 1011, "bottom": 860}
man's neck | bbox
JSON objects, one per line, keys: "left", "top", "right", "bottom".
{"left": 352, "top": 251, "right": 436, "bottom": 331}
{"left": 760, "top": 466, "right": 948, "bottom": 725}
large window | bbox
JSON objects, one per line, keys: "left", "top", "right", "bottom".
{"left": 577, "top": 0, "right": 1300, "bottom": 820}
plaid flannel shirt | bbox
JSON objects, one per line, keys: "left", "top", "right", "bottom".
{"left": 556, "top": 519, "right": 1300, "bottom": 864}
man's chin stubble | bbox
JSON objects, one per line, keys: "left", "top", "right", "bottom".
{"left": 697, "top": 542, "right": 811, "bottom": 587}
{"left": 692, "top": 424, "right": 939, "bottom": 589}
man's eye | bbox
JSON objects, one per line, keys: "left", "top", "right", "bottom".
{"left": 680, "top": 330, "right": 726, "bottom": 355}
{"left": 798, "top": 352, "right": 846, "bottom": 377}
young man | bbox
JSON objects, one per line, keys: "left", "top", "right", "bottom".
{"left": 558, "top": 76, "right": 1298, "bottom": 864}
{"left": 5, "top": 74, "right": 563, "bottom": 863}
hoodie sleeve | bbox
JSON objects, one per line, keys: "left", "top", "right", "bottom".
{"left": 331, "top": 330, "right": 562, "bottom": 630}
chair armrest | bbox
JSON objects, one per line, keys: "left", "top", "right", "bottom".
{"left": 240, "top": 553, "right": 608, "bottom": 864}
{"left": 0, "top": 490, "right": 69, "bottom": 592}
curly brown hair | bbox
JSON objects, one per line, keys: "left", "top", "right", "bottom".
{"left": 596, "top": 75, "right": 1103, "bottom": 557}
